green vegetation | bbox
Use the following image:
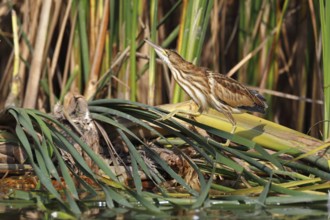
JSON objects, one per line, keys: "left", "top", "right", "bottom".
{"left": 320, "top": 0, "right": 330, "bottom": 140}
{"left": 0, "top": 0, "right": 329, "bottom": 218}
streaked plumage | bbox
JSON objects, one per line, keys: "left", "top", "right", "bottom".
{"left": 145, "top": 39, "right": 267, "bottom": 129}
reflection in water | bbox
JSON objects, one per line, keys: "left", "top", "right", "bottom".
{"left": 0, "top": 203, "right": 329, "bottom": 219}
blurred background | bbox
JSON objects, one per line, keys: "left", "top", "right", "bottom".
{"left": 0, "top": 0, "right": 328, "bottom": 140}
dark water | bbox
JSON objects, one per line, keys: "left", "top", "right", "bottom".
{"left": 0, "top": 202, "right": 328, "bottom": 220}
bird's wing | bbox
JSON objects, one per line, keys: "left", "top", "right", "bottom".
{"left": 208, "top": 73, "right": 267, "bottom": 113}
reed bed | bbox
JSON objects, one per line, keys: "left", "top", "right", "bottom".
{"left": 0, "top": 0, "right": 329, "bottom": 216}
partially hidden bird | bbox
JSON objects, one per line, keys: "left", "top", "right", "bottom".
{"left": 145, "top": 39, "right": 268, "bottom": 141}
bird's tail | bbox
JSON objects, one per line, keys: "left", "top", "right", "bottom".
{"left": 238, "top": 89, "right": 268, "bottom": 114}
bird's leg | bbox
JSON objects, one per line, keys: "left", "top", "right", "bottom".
{"left": 223, "top": 124, "right": 236, "bottom": 147}
{"left": 222, "top": 112, "right": 237, "bottom": 147}
{"left": 157, "top": 101, "right": 201, "bottom": 121}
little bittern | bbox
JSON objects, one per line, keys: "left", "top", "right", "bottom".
{"left": 145, "top": 39, "right": 267, "bottom": 138}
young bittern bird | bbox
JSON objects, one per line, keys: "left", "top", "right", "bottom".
{"left": 145, "top": 39, "right": 267, "bottom": 137}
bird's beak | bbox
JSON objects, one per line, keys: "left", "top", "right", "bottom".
{"left": 144, "top": 39, "right": 169, "bottom": 63}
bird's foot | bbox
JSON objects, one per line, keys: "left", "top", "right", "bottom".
{"left": 157, "top": 109, "right": 201, "bottom": 121}
{"left": 157, "top": 111, "right": 177, "bottom": 121}
{"left": 222, "top": 139, "right": 231, "bottom": 147}
{"left": 222, "top": 125, "right": 237, "bottom": 147}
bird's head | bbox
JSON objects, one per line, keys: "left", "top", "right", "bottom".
{"left": 145, "top": 39, "right": 183, "bottom": 68}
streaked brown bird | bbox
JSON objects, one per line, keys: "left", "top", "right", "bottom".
{"left": 145, "top": 39, "right": 267, "bottom": 140}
